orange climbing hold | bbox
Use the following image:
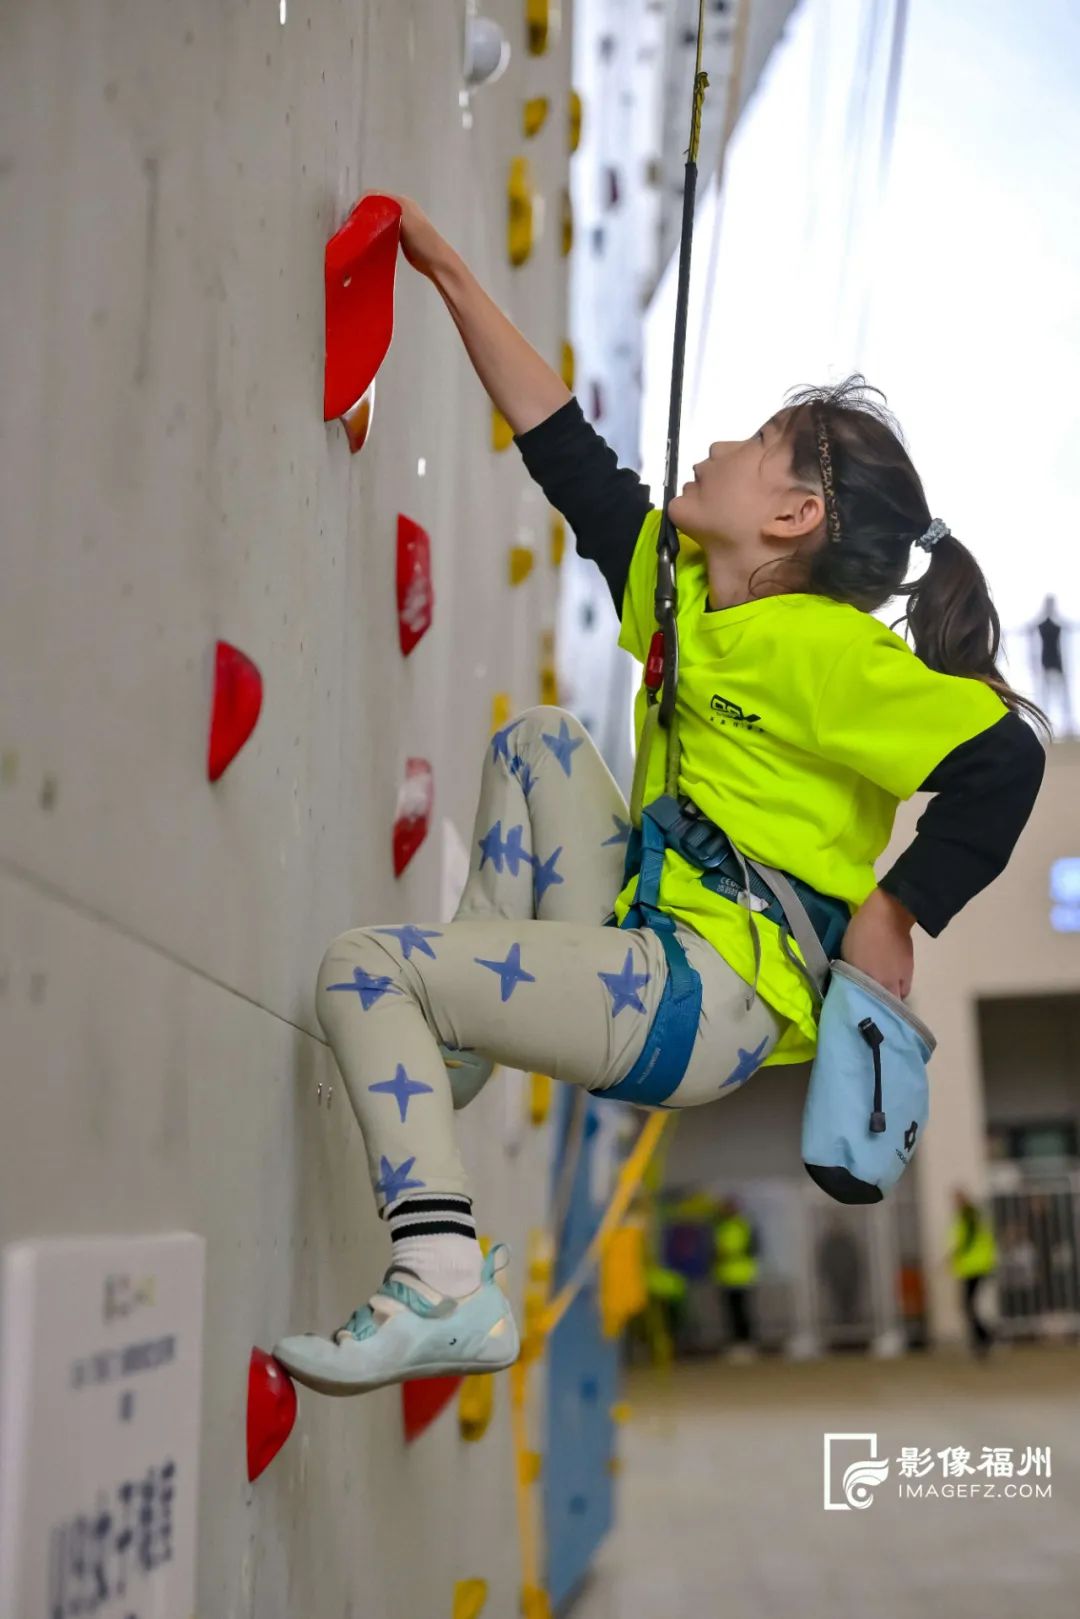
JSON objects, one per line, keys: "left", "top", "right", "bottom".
{"left": 246, "top": 1348, "right": 297, "bottom": 1482}
{"left": 341, "top": 380, "right": 376, "bottom": 455}
{"left": 324, "top": 194, "right": 402, "bottom": 433}
{"left": 207, "top": 641, "right": 263, "bottom": 783}
{"left": 402, "top": 1374, "right": 463, "bottom": 1442}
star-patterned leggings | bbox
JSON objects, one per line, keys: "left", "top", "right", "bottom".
{"left": 316, "top": 707, "right": 786, "bottom": 1218}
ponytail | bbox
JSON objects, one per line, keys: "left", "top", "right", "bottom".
{"left": 894, "top": 533, "right": 1052, "bottom": 741}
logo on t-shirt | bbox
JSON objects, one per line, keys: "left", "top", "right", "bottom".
{"left": 710, "top": 694, "right": 764, "bottom": 733}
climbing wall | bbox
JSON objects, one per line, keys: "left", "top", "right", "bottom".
{"left": 0, "top": 1, "right": 574, "bottom": 1613}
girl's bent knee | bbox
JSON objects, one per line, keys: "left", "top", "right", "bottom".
{"left": 516, "top": 704, "right": 586, "bottom": 733}
{"left": 316, "top": 928, "right": 388, "bottom": 996}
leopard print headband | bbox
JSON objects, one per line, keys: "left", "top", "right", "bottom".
{"left": 813, "top": 407, "right": 842, "bottom": 544}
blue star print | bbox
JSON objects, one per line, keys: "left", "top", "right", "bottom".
{"left": 479, "top": 821, "right": 531, "bottom": 876}
{"left": 601, "top": 814, "right": 632, "bottom": 847}
{"left": 325, "top": 966, "right": 403, "bottom": 1010}
{"left": 502, "top": 824, "right": 532, "bottom": 876}
{"left": 478, "top": 819, "right": 507, "bottom": 872}
{"left": 375, "top": 1154, "right": 427, "bottom": 1202}
{"left": 474, "top": 942, "right": 537, "bottom": 1003}
{"left": 598, "top": 948, "right": 651, "bottom": 1016}
{"left": 372, "top": 925, "right": 442, "bottom": 961}
{"left": 368, "top": 1063, "right": 434, "bottom": 1123}
{"left": 541, "top": 718, "right": 584, "bottom": 778}
{"left": 514, "top": 759, "right": 537, "bottom": 801}
{"left": 532, "top": 846, "right": 564, "bottom": 904}
{"left": 491, "top": 718, "right": 524, "bottom": 766}
{"left": 719, "top": 1036, "right": 770, "bottom": 1090}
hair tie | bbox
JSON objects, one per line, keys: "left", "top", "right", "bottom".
{"left": 915, "top": 518, "right": 950, "bottom": 552}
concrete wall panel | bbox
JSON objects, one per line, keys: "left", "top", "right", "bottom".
{"left": 0, "top": 862, "right": 550, "bottom": 1613}
{"left": 1, "top": 0, "right": 570, "bottom": 1037}
{"left": 2, "top": 0, "right": 571, "bottom": 1605}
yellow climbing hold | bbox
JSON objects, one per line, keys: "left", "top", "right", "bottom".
{"left": 523, "top": 1294, "right": 550, "bottom": 1362}
{"left": 560, "top": 187, "right": 573, "bottom": 257}
{"left": 560, "top": 340, "right": 575, "bottom": 390}
{"left": 491, "top": 693, "right": 513, "bottom": 732}
{"left": 459, "top": 1373, "right": 495, "bottom": 1443}
{"left": 452, "top": 1578, "right": 489, "bottom": 1619}
{"left": 568, "top": 88, "right": 583, "bottom": 154}
{"left": 521, "top": 1585, "right": 553, "bottom": 1619}
{"left": 527, "top": 1228, "right": 554, "bottom": 1282}
{"left": 508, "top": 157, "right": 535, "bottom": 267}
{"left": 525, "top": 0, "right": 556, "bottom": 56}
{"left": 599, "top": 1221, "right": 648, "bottom": 1339}
{"left": 523, "top": 95, "right": 550, "bottom": 138}
{"left": 550, "top": 515, "right": 566, "bottom": 568}
{"left": 517, "top": 1448, "right": 543, "bottom": 1486}
{"left": 539, "top": 630, "right": 558, "bottom": 706}
{"left": 492, "top": 404, "right": 514, "bottom": 452}
{"left": 509, "top": 546, "right": 535, "bottom": 587}
{"left": 610, "top": 1401, "right": 632, "bottom": 1425}
{"left": 529, "top": 1070, "right": 552, "bottom": 1123}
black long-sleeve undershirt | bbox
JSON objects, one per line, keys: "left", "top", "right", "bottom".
{"left": 514, "top": 397, "right": 1046, "bottom": 938}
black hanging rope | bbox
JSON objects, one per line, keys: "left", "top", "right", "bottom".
{"left": 656, "top": 1, "right": 709, "bottom": 735}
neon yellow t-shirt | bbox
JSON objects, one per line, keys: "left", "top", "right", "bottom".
{"left": 614, "top": 511, "right": 1008, "bottom": 1067}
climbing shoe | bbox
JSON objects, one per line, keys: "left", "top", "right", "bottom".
{"left": 272, "top": 1243, "right": 519, "bottom": 1396}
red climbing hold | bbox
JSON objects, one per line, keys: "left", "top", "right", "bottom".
{"left": 393, "top": 758, "right": 434, "bottom": 878}
{"left": 207, "top": 641, "right": 263, "bottom": 782}
{"left": 324, "top": 194, "right": 402, "bottom": 428}
{"left": 247, "top": 1348, "right": 298, "bottom": 1482}
{"left": 402, "top": 1375, "right": 464, "bottom": 1443}
{"left": 397, "top": 515, "right": 434, "bottom": 656}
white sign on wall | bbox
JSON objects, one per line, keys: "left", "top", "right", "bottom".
{"left": 0, "top": 1232, "right": 205, "bottom": 1618}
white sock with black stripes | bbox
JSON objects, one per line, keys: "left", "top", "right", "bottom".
{"left": 384, "top": 1194, "right": 484, "bottom": 1299}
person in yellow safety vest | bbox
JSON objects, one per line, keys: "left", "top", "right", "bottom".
{"left": 712, "top": 1197, "right": 759, "bottom": 1360}
{"left": 948, "top": 1187, "right": 998, "bottom": 1358}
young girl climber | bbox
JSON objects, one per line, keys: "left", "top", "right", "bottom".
{"left": 273, "top": 196, "right": 1048, "bottom": 1394}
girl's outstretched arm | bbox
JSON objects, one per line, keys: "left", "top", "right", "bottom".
{"left": 393, "top": 194, "right": 570, "bottom": 434}
{"left": 391, "top": 194, "right": 652, "bottom": 616}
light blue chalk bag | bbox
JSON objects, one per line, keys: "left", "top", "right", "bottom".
{"left": 731, "top": 853, "right": 937, "bottom": 1206}
{"left": 801, "top": 959, "right": 936, "bottom": 1204}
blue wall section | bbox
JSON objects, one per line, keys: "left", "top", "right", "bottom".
{"left": 544, "top": 1090, "right": 621, "bottom": 1612}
